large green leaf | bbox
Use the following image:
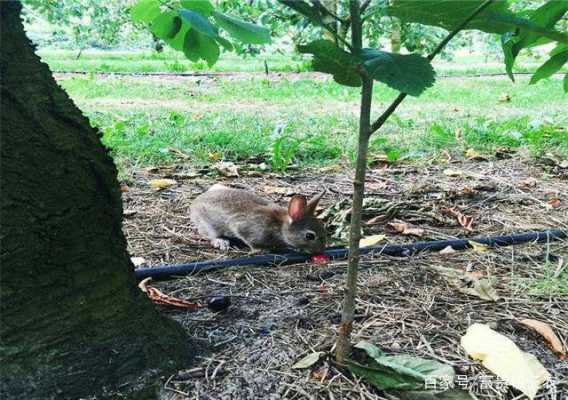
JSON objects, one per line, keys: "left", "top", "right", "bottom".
{"left": 212, "top": 12, "right": 271, "bottom": 45}
{"left": 151, "top": 12, "right": 182, "bottom": 40}
{"left": 183, "top": 28, "right": 220, "bottom": 66}
{"left": 297, "top": 40, "right": 361, "bottom": 87}
{"left": 130, "top": 0, "right": 161, "bottom": 24}
{"left": 180, "top": 0, "right": 214, "bottom": 16}
{"left": 529, "top": 50, "right": 568, "bottom": 85}
{"left": 503, "top": 1, "right": 568, "bottom": 80}
{"left": 362, "top": 49, "right": 435, "bottom": 96}
{"left": 512, "top": 1, "right": 568, "bottom": 51}
{"left": 180, "top": 9, "right": 218, "bottom": 37}
{"left": 346, "top": 341, "right": 456, "bottom": 391}
{"left": 564, "top": 74, "right": 568, "bottom": 93}
{"left": 386, "top": 0, "right": 515, "bottom": 34}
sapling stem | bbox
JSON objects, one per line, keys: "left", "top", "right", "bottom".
{"left": 335, "top": 0, "right": 495, "bottom": 363}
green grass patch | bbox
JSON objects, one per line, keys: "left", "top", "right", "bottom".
{"left": 58, "top": 71, "right": 567, "bottom": 173}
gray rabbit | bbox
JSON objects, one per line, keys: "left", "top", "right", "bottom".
{"left": 190, "top": 184, "right": 326, "bottom": 254}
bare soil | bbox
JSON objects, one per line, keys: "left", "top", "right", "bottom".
{"left": 122, "top": 155, "right": 568, "bottom": 400}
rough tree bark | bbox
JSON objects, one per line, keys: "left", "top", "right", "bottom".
{"left": 0, "top": 3, "right": 190, "bottom": 398}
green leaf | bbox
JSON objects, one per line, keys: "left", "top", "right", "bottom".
{"left": 180, "top": 0, "right": 214, "bottom": 16}
{"left": 530, "top": 51, "right": 568, "bottom": 85}
{"left": 298, "top": 40, "right": 361, "bottom": 87}
{"left": 180, "top": 9, "right": 218, "bottom": 37}
{"left": 502, "top": 1, "right": 568, "bottom": 80}
{"left": 362, "top": 49, "right": 435, "bottom": 96}
{"left": 164, "top": 20, "right": 192, "bottom": 51}
{"left": 347, "top": 341, "right": 455, "bottom": 391}
{"left": 183, "top": 28, "right": 220, "bottom": 66}
{"left": 513, "top": 1, "right": 568, "bottom": 51}
{"left": 501, "top": 33, "right": 517, "bottom": 81}
{"left": 212, "top": 12, "right": 271, "bottom": 45}
{"left": 564, "top": 74, "right": 568, "bottom": 93}
{"left": 387, "top": 0, "right": 515, "bottom": 34}
{"left": 151, "top": 12, "right": 182, "bottom": 40}
{"left": 130, "top": 0, "right": 161, "bottom": 24}
{"left": 215, "top": 35, "right": 234, "bottom": 51}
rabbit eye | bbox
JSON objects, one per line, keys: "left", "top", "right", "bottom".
{"left": 305, "top": 232, "right": 316, "bottom": 241}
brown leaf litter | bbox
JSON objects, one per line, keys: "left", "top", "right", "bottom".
{"left": 121, "top": 157, "right": 567, "bottom": 400}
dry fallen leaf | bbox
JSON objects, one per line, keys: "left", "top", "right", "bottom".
{"left": 520, "top": 319, "right": 567, "bottom": 360}
{"left": 443, "top": 168, "right": 464, "bottom": 177}
{"left": 138, "top": 278, "right": 199, "bottom": 310}
{"left": 439, "top": 246, "right": 456, "bottom": 255}
{"left": 214, "top": 161, "right": 240, "bottom": 177}
{"left": 387, "top": 222, "right": 425, "bottom": 237}
{"left": 442, "top": 207, "right": 474, "bottom": 232}
{"left": 465, "top": 148, "right": 488, "bottom": 161}
{"left": 459, "top": 275, "right": 500, "bottom": 301}
{"left": 150, "top": 178, "right": 177, "bottom": 189}
{"left": 469, "top": 240, "right": 489, "bottom": 253}
{"left": 208, "top": 151, "right": 221, "bottom": 161}
{"left": 360, "top": 234, "right": 387, "bottom": 247}
{"left": 292, "top": 352, "right": 325, "bottom": 369}
{"left": 131, "top": 256, "right": 146, "bottom": 267}
{"left": 548, "top": 198, "right": 561, "bottom": 208}
{"left": 461, "top": 323, "right": 550, "bottom": 399}
{"left": 120, "top": 184, "right": 129, "bottom": 192}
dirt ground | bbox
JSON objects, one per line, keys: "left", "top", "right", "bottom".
{"left": 123, "top": 154, "right": 567, "bottom": 400}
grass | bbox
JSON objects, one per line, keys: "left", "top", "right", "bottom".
{"left": 39, "top": 48, "right": 568, "bottom": 76}
{"left": 57, "top": 72, "right": 567, "bottom": 174}
{"left": 39, "top": 49, "right": 310, "bottom": 74}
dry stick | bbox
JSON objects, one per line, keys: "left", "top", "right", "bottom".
{"left": 335, "top": 0, "right": 496, "bottom": 363}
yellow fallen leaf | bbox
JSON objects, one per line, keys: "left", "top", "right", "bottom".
{"left": 520, "top": 319, "right": 567, "bottom": 360}
{"left": 469, "top": 240, "right": 489, "bottom": 253}
{"left": 443, "top": 168, "right": 464, "bottom": 177}
{"left": 461, "top": 323, "right": 550, "bottom": 399}
{"left": 458, "top": 276, "right": 500, "bottom": 301}
{"left": 150, "top": 178, "right": 177, "bottom": 189}
{"left": 360, "top": 234, "right": 387, "bottom": 248}
{"left": 208, "top": 151, "right": 221, "bottom": 161}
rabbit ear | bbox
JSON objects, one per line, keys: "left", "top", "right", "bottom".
{"left": 306, "top": 190, "right": 325, "bottom": 215}
{"left": 288, "top": 195, "right": 307, "bottom": 221}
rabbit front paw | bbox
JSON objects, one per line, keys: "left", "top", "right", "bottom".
{"left": 211, "top": 238, "right": 231, "bottom": 251}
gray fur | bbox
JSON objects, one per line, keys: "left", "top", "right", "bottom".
{"left": 190, "top": 186, "right": 326, "bottom": 254}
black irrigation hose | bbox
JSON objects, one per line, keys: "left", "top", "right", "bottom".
{"left": 135, "top": 229, "right": 568, "bottom": 280}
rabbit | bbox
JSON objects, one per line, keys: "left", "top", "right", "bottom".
{"left": 190, "top": 184, "right": 326, "bottom": 254}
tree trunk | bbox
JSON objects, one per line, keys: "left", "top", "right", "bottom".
{"left": 0, "top": 3, "right": 190, "bottom": 398}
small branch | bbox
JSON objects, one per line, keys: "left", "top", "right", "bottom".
{"left": 360, "top": 0, "right": 372, "bottom": 14}
{"left": 369, "top": 0, "right": 495, "bottom": 134}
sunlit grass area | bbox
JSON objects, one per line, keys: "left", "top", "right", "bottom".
{"left": 57, "top": 72, "right": 568, "bottom": 173}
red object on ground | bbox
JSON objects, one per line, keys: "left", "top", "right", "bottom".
{"left": 310, "top": 254, "right": 330, "bottom": 264}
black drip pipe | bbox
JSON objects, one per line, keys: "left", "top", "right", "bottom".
{"left": 134, "top": 229, "right": 568, "bottom": 280}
